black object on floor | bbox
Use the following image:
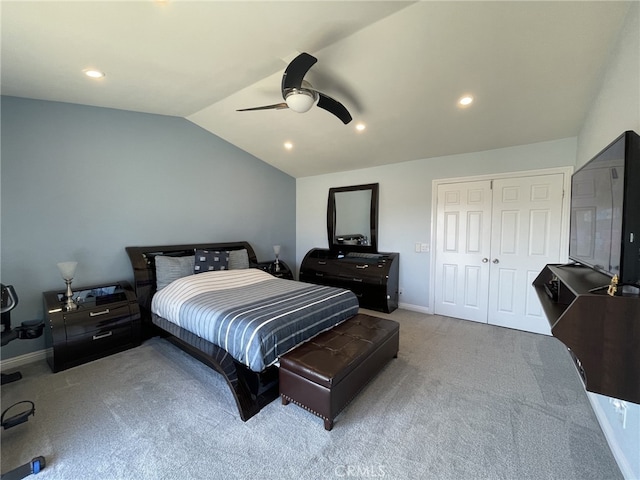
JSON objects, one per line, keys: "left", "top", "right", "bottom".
{"left": 0, "top": 456, "right": 45, "bottom": 480}
{"left": 1, "top": 284, "right": 46, "bottom": 479}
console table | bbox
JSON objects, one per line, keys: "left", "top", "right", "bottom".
{"left": 533, "top": 264, "right": 639, "bottom": 404}
{"left": 300, "top": 249, "right": 399, "bottom": 313}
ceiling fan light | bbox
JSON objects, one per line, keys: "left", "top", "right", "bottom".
{"left": 285, "top": 90, "right": 316, "bottom": 113}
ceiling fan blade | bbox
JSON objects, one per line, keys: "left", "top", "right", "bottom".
{"left": 281, "top": 52, "right": 317, "bottom": 96}
{"left": 236, "top": 102, "right": 288, "bottom": 112}
{"left": 316, "top": 92, "right": 352, "bottom": 124}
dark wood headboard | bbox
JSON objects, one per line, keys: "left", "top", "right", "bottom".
{"left": 125, "top": 242, "right": 258, "bottom": 324}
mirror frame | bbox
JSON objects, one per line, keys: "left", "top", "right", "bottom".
{"left": 327, "top": 183, "right": 379, "bottom": 254}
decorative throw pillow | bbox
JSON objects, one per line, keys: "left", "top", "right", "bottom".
{"left": 194, "top": 249, "right": 229, "bottom": 273}
{"left": 228, "top": 249, "right": 250, "bottom": 270}
{"left": 155, "top": 255, "right": 195, "bottom": 290}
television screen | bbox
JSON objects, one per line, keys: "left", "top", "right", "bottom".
{"left": 569, "top": 137, "right": 625, "bottom": 277}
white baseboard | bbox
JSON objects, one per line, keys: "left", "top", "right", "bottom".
{"left": 0, "top": 348, "right": 50, "bottom": 372}
{"left": 398, "top": 302, "right": 433, "bottom": 315}
{"left": 587, "top": 392, "right": 636, "bottom": 480}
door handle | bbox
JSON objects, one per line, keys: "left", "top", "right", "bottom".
{"left": 93, "top": 331, "right": 113, "bottom": 340}
{"left": 492, "top": 258, "right": 500, "bottom": 264}
{"left": 482, "top": 258, "right": 489, "bottom": 263}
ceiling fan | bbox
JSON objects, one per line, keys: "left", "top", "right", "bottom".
{"left": 237, "top": 52, "right": 352, "bottom": 124}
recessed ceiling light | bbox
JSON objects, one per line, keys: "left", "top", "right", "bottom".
{"left": 355, "top": 123, "right": 366, "bottom": 132}
{"left": 284, "top": 142, "right": 293, "bottom": 150}
{"left": 83, "top": 69, "right": 105, "bottom": 79}
{"left": 458, "top": 95, "right": 474, "bottom": 107}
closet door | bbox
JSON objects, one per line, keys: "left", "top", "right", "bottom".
{"left": 487, "top": 174, "right": 564, "bottom": 334}
{"left": 434, "top": 171, "right": 566, "bottom": 335}
{"left": 433, "top": 180, "right": 492, "bottom": 323}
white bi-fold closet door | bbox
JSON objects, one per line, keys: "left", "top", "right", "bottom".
{"left": 433, "top": 169, "right": 570, "bottom": 335}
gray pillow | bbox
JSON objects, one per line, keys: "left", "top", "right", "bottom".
{"left": 229, "top": 249, "right": 250, "bottom": 270}
{"left": 155, "top": 255, "right": 195, "bottom": 290}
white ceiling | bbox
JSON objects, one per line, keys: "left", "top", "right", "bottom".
{"left": 1, "top": 1, "right": 631, "bottom": 178}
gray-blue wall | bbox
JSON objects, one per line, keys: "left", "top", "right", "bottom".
{"left": 1, "top": 96, "right": 296, "bottom": 359}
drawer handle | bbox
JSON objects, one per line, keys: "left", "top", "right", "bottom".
{"left": 318, "top": 261, "right": 327, "bottom": 265}
{"left": 92, "top": 331, "right": 113, "bottom": 340}
{"left": 356, "top": 264, "right": 369, "bottom": 269}
{"left": 353, "top": 278, "right": 363, "bottom": 282}
{"left": 89, "top": 309, "right": 110, "bottom": 317}
{"left": 315, "top": 273, "right": 324, "bottom": 277}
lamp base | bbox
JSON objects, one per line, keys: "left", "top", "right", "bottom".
{"left": 62, "top": 299, "right": 77, "bottom": 311}
{"left": 62, "top": 280, "right": 77, "bottom": 310}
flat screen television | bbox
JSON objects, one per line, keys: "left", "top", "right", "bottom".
{"left": 569, "top": 130, "right": 640, "bottom": 288}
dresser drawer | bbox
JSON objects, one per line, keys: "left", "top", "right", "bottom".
{"left": 335, "top": 268, "right": 385, "bottom": 284}
{"left": 64, "top": 303, "right": 133, "bottom": 338}
{"left": 301, "top": 258, "right": 335, "bottom": 276}
{"left": 302, "top": 260, "right": 385, "bottom": 284}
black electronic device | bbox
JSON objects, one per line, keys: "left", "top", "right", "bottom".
{"left": 544, "top": 279, "right": 559, "bottom": 302}
{"left": 568, "top": 130, "right": 640, "bottom": 288}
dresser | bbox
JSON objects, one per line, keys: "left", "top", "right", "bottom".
{"left": 43, "top": 281, "right": 141, "bottom": 372}
{"left": 300, "top": 249, "right": 399, "bottom": 313}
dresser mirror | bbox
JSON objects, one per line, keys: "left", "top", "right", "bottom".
{"left": 327, "top": 183, "right": 379, "bottom": 253}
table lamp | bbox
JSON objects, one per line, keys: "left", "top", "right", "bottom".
{"left": 273, "top": 245, "right": 281, "bottom": 272}
{"left": 57, "top": 261, "right": 78, "bottom": 310}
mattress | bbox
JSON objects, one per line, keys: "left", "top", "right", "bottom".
{"left": 151, "top": 269, "right": 360, "bottom": 372}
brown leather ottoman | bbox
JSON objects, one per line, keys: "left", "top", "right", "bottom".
{"left": 279, "top": 313, "right": 399, "bottom": 430}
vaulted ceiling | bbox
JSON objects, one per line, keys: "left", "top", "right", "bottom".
{"left": 1, "top": 1, "right": 631, "bottom": 177}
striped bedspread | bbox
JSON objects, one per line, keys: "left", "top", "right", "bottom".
{"left": 151, "top": 269, "right": 360, "bottom": 372}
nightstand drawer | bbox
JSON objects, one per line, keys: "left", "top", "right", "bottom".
{"left": 64, "top": 304, "right": 132, "bottom": 338}
{"left": 66, "top": 324, "right": 135, "bottom": 360}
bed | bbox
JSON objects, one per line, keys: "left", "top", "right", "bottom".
{"left": 125, "top": 242, "right": 359, "bottom": 421}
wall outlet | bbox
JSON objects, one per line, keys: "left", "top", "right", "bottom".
{"left": 420, "top": 243, "right": 429, "bottom": 252}
{"left": 610, "top": 398, "right": 628, "bottom": 428}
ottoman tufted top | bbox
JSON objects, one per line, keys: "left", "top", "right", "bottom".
{"left": 279, "top": 314, "right": 399, "bottom": 388}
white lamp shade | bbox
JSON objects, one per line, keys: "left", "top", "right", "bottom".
{"left": 57, "top": 261, "right": 78, "bottom": 280}
{"left": 285, "top": 91, "right": 315, "bottom": 113}
{"left": 273, "top": 245, "right": 281, "bottom": 255}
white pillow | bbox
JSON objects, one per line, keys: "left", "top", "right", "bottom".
{"left": 155, "top": 255, "right": 195, "bottom": 290}
{"left": 228, "top": 249, "right": 250, "bottom": 270}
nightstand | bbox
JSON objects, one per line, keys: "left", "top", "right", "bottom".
{"left": 43, "top": 281, "right": 141, "bottom": 373}
{"left": 253, "top": 261, "right": 294, "bottom": 280}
